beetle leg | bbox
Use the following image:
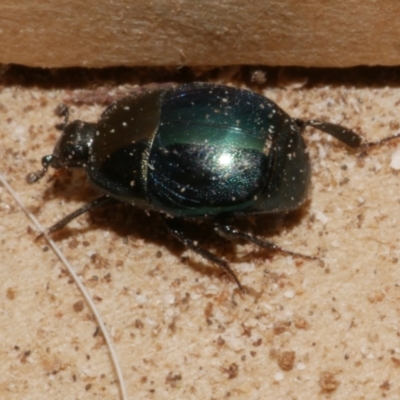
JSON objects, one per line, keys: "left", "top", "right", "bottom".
{"left": 358, "top": 132, "right": 400, "bottom": 150}
{"left": 39, "top": 195, "right": 117, "bottom": 237}
{"left": 214, "top": 223, "right": 317, "bottom": 261}
{"left": 297, "top": 119, "right": 363, "bottom": 148}
{"left": 162, "top": 217, "right": 245, "bottom": 291}
{"left": 297, "top": 118, "right": 400, "bottom": 150}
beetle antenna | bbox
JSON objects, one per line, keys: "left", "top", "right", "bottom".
{"left": 54, "top": 103, "right": 69, "bottom": 131}
{"left": 300, "top": 119, "right": 363, "bottom": 148}
{"left": 26, "top": 154, "right": 54, "bottom": 184}
{"left": 26, "top": 105, "right": 69, "bottom": 184}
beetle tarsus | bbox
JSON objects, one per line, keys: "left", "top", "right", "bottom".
{"left": 214, "top": 224, "right": 318, "bottom": 261}
{"left": 360, "top": 132, "right": 400, "bottom": 150}
{"left": 163, "top": 217, "right": 246, "bottom": 292}
{"left": 300, "top": 118, "right": 400, "bottom": 150}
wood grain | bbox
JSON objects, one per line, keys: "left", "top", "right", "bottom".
{"left": 1, "top": 0, "right": 400, "bottom": 68}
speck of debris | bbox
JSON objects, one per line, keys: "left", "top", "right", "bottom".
{"left": 319, "top": 371, "right": 340, "bottom": 392}
{"left": 296, "top": 362, "right": 306, "bottom": 370}
{"left": 380, "top": 380, "right": 390, "bottom": 391}
{"left": 277, "top": 351, "right": 296, "bottom": 371}
{"left": 391, "top": 357, "right": 400, "bottom": 367}
{"left": 20, "top": 350, "right": 31, "bottom": 363}
{"left": 6, "top": 287, "right": 16, "bottom": 300}
{"left": 241, "top": 324, "right": 252, "bottom": 337}
{"left": 272, "top": 371, "right": 283, "bottom": 382}
{"left": 73, "top": 300, "right": 84, "bottom": 312}
{"left": 135, "top": 319, "right": 144, "bottom": 329}
{"left": 273, "top": 320, "right": 291, "bottom": 335}
{"left": 165, "top": 372, "right": 182, "bottom": 388}
{"left": 204, "top": 302, "right": 213, "bottom": 320}
{"left": 68, "top": 238, "right": 80, "bottom": 249}
{"left": 250, "top": 69, "right": 267, "bottom": 85}
{"left": 293, "top": 315, "right": 310, "bottom": 330}
{"left": 168, "top": 318, "right": 177, "bottom": 333}
{"left": 367, "top": 290, "right": 385, "bottom": 303}
{"left": 283, "top": 290, "right": 295, "bottom": 299}
{"left": 222, "top": 363, "right": 239, "bottom": 379}
{"left": 85, "top": 383, "right": 92, "bottom": 391}
{"left": 103, "top": 273, "right": 112, "bottom": 283}
{"left": 390, "top": 146, "right": 400, "bottom": 170}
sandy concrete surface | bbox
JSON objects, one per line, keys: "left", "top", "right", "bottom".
{"left": 1, "top": 67, "right": 400, "bottom": 399}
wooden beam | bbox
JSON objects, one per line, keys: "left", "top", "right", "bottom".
{"left": 1, "top": 1, "right": 400, "bottom": 68}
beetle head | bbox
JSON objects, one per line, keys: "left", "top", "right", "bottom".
{"left": 26, "top": 119, "right": 96, "bottom": 184}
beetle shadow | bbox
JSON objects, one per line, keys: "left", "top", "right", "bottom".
{"left": 56, "top": 206, "right": 312, "bottom": 283}
{"left": 221, "top": 205, "right": 312, "bottom": 262}
{"left": 37, "top": 171, "right": 313, "bottom": 282}
{"left": 30, "top": 170, "right": 98, "bottom": 214}
{"left": 168, "top": 206, "right": 313, "bottom": 283}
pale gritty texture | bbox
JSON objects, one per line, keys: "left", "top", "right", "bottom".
{"left": 1, "top": 70, "right": 400, "bottom": 399}
{"left": 1, "top": 1, "right": 400, "bottom": 67}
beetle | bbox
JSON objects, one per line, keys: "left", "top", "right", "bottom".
{"left": 26, "top": 82, "right": 400, "bottom": 291}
